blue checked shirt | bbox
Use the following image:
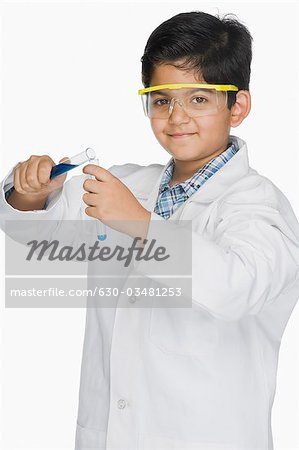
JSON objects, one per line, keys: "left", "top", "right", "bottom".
{"left": 154, "top": 142, "right": 238, "bottom": 219}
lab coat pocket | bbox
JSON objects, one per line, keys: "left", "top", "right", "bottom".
{"left": 75, "top": 422, "right": 107, "bottom": 450}
{"left": 149, "top": 304, "right": 219, "bottom": 359}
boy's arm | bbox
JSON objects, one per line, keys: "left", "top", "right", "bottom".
{"left": 0, "top": 161, "right": 131, "bottom": 238}
{"left": 133, "top": 207, "right": 299, "bottom": 321}
{"left": 0, "top": 163, "right": 64, "bottom": 218}
{"left": 0, "top": 163, "right": 66, "bottom": 248}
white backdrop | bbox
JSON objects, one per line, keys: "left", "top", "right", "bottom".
{"left": 0, "top": 1, "right": 298, "bottom": 449}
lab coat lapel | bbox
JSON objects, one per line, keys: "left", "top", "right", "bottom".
{"left": 188, "top": 140, "right": 250, "bottom": 204}
{"left": 141, "top": 168, "right": 166, "bottom": 212}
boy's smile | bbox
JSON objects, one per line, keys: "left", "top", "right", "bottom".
{"left": 149, "top": 64, "right": 238, "bottom": 184}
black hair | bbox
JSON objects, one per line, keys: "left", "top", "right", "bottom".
{"left": 141, "top": 11, "right": 253, "bottom": 109}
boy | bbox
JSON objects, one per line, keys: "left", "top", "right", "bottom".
{"left": 1, "top": 10, "right": 299, "bottom": 450}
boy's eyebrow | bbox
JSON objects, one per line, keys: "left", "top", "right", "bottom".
{"left": 151, "top": 90, "right": 168, "bottom": 95}
{"left": 151, "top": 88, "right": 214, "bottom": 96}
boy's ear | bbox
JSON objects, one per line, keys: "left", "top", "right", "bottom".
{"left": 229, "top": 90, "right": 251, "bottom": 127}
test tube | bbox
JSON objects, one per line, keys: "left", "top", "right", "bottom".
{"left": 97, "top": 221, "right": 107, "bottom": 241}
{"left": 86, "top": 157, "right": 107, "bottom": 242}
{"left": 50, "top": 148, "right": 107, "bottom": 240}
{"left": 50, "top": 148, "right": 96, "bottom": 179}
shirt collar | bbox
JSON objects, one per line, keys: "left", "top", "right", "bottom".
{"left": 158, "top": 141, "right": 239, "bottom": 198}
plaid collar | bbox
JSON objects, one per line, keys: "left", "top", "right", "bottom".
{"left": 158, "top": 142, "right": 238, "bottom": 198}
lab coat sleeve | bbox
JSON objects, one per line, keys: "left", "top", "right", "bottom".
{"left": 0, "top": 161, "right": 74, "bottom": 217}
{"left": 0, "top": 163, "right": 67, "bottom": 242}
{"left": 0, "top": 163, "right": 108, "bottom": 243}
{"left": 134, "top": 208, "right": 299, "bottom": 321}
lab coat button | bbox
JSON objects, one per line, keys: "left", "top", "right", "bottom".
{"left": 117, "top": 398, "right": 127, "bottom": 409}
{"left": 129, "top": 294, "right": 137, "bottom": 303}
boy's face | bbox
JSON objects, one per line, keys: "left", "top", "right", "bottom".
{"left": 149, "top": 64, "right": 235, "bottom": 169}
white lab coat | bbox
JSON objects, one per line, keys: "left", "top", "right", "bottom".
{"left": 1, "top": 135, "right": 299, "bottom": 450}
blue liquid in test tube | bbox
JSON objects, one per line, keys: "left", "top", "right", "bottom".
{"left": 97, "top": 225, "right": 107, "bottom": 241}
{"left": 50, "top": 163, "right": 78, "bottom": 178}
{"left": 50, "top": 148, "right": 96, "bottom": 179}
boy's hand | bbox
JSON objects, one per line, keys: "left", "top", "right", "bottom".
{"left": 13, "top": 155, "right": 69, "bottom": 197}
{"left": 82, "top": 164, "right": 151, "bottom": 240}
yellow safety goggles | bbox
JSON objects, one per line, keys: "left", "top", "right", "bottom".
{"left": 138, "top": 83, "right": 239, "bottom": 119}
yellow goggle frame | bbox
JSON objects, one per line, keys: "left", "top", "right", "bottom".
{"left": 138, "top": 83, "right": 239, "bottom": 95}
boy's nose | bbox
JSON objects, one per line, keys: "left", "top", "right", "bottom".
{"left": 168, "top": 99, "right": 190, "bottom": 124}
